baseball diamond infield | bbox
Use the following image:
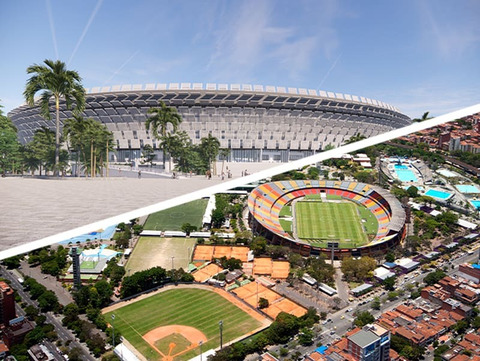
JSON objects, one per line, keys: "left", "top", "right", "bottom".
{"left": 103, "top": 284, "right": 270, "bottom": 361}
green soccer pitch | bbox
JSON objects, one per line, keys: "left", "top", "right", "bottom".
{"left": 295, "top": 201, "right": 375, "bottom": 248}
{"left": 104, "top": 288, "right": 263, "bottom": 360}
{"left": 143, "top": 199, "right": 208, "bottom": 231}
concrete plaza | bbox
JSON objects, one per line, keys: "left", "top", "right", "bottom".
{"left": 0, "top": 161, "right": 277, "bottom": 255}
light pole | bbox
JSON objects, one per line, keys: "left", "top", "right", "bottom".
{"left": 171, "top": 256, "right": 175, "bottom": 270}
{"left": 219, "top": 320, "right": 223, "bottom": 349}
{"left": 199, "top": 340, "right": 203, "bottom": 361}
{"left": 111, "top": 314, "right": 116, "bottom": 349}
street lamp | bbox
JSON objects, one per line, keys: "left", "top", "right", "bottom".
{"left": 199, "top": 340, "right": 203, "bottom": 361}
{"left": 219, "top": 320, "right": 223, "bottom": 349}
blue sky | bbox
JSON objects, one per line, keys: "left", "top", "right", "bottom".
{"left": 1, "top": 0, "right": 479, "bottom": 118}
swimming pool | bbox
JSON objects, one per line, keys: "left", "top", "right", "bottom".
{"left": 425, "top": 189, "right": 452, "bottom": 200}
{"left": 456, "top": 184, "right": 480, "bottom": 193}
{"left": 394, "top": 164, "right": 418, "bottom": 182}
{"left": 470, "top": 200, "right": 480, "bottom": 210}
{"left": 60, "top": 224, "right": 117, "bottom": 244}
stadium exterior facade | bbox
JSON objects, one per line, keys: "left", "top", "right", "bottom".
{"left": 9, "top": 83, "right": 411, "bottom": 163}
{"left": 248, "top": 180, "right": 406, "bottom": 259}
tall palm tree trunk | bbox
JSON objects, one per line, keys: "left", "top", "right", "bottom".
{"left": 106, "top": 139, "right": 109, "bottom": 178}
{"left": 55, "top": 97, "right": 60, "bottom": 177}
{"left": 90, "top": 141, "right": 94, "bottom": 178}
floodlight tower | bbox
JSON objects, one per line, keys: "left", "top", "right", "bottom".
{"left": 71, "top": 247, "right": 81, "bottom": 289}
{"left": 219, "top": 320, "right": 223, "bottom": 349}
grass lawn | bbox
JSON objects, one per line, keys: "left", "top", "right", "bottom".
{"left": 326, "top": 194, "right": 343, "bottom": 200}
{"left": 125, "top": 237, "right": 197, "bottom": 273}
{"left": 105, "top": 288, "right": 262, "bottom": 360}
{"left": 279, "top": 219, "right": 292, "bottom": 232}
{"left": 279, "top": 205, "right": 292, "bottom": 217}
{"left": 357, "top": 206, "right": 379, "bottom": 235}
{"left": 304, "top": 194, "right": 322, "bottom": 200}
{"left": 143, "top": 199, "right": 208, "bottom": 231}
{"left": 295, "top": 201, "right": 369, "bottom": 248}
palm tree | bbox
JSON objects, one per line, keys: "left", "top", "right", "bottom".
{"left": 63, "top": 115, "right": 89, "bottom": 176}
{"left": 31, "top": 126, "right": 56, "bottom": 175}
{"left": 200, "top": 133, "right": 220, "bottom": 175}
{"left": 412, "top": 112, "right": 431, "bottom": 123}
{"left": 219, "top": 148, "right": 230, "bottom": 175}
{"left": 145, "top": 101, "right": 182, "bottom": 171}
{"left": 24, "top": 59, "right": 85, "bottom": 176}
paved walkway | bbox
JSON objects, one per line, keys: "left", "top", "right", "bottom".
{"left": 0, "top": 161, "right": 278, "bottom": 254}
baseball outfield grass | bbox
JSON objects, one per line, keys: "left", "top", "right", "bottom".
{"left": 104, "top": 288, "right": 263, "bottom": 360}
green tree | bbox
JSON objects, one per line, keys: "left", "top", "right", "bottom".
{"left": 354, "top": 311, "right": 375, "bottom": 327}
{"left": 140, "top": 144, "right": 156, "bottom": 166}
{"left": 383, "top": 276, "right": 396, "bottom": 291}
{"left": 0, "top": 107, "right": 20, "bottom": 176}
{"left": 407, "top": 186, "right": 419, "bottom": 198}
{"left": 298, "top": 327, "right": 314, "bottom": 346}
{"left": 258, "top": 297, "right": 269, "bottom": 309}
{"left": 38, "top": 290, "right": 59, "bottom": 312}
{"left": 385, "top": 252, "right": 395, "bottom": 263}
{"left": 424, "top": 270, "right": 446, "bottom": 286}
{"left": 219, "top": 148, "right": 230, "bottom": 175}
{"left": 145, "top": 101, "right": 182, "bottom": 170}
{"left": 2, "top": 255, "right": 21, "bottom": 269}
{"left": 181, "top": 223, "right": 197, "bottom": 236}
{"left": 250, "top": 236, "right": 267, "bottom": 256}
{"left": 371, "top": 297, "right": 381, "bottom": 310}
{"left": 200, "top": 133, "right": 220, "bottom": 175}
{"left": 24, "top": 59, "right": 86, "bottom": 176}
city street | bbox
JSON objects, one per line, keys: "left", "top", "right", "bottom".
{"left": 0, "top": 266, "right": 96, "bottom": 361}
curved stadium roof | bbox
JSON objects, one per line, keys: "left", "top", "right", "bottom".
{"left": 9, "top": 83, "right": 411, "bottom": 162}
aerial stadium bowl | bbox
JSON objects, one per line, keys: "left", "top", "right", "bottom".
{"left": 248, "top": 180, "right": 406, "bottom": 259}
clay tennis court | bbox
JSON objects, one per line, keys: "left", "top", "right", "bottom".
{"left": 252, "top": 258, "right": 290, "bottom": 279}
{"left": 271, "top": 261, "right": 290, "bottom": 279}
{"left": 192, "top": 245, "right": 214, "bottom": 261}
{"left": 192, "top": 263, "right": 223, "bottom": 282}
{"left": 192, "top": 245, "right": 249, "bottom": 262}
{"left": 253, "top": 258, "right": 273, "bottom": 275}
{"left": 232, "top": 281, "right": 306, "bottom": 319}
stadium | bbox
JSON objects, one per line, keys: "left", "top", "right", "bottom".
{"left": 8, "top": 83, "right": 410, "bottom": 163}
{"left": 248, "top": 180, "right": 406, "bottom": 259}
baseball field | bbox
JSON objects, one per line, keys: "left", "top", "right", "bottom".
{"left": 103, "top": 286, "right": 268, "bottom": 360}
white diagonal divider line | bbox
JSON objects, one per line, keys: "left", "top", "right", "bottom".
{"left": 2, "top": 103, "right": 480, "bottom": 260}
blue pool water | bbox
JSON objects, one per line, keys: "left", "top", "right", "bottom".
{"left": 60, "top": 224, "right": 117, "bottom": 244}
{"left": 470, "top": 200, "right": 480, "bottom": 210}
{"left": 394, "top": 164, "right": 418, "bottom": 182}
{"left": 456, "top": 184, "right": 480, "bottom": 193}
{"left": 425, "top": 189, "right": 452, "bottom": 200}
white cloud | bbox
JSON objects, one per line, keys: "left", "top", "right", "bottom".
{"left": 206, "top": 0, "right": 339, "bottom": 82}
{"left": 419, "top": 2, "right": 480, "bottom": 59}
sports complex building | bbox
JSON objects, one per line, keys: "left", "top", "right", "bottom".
{"left": 9, "top": 83, "right": 410, "bottom": 163}
{"left": 248, "top": 180, "right": 406, "bottom": 258}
